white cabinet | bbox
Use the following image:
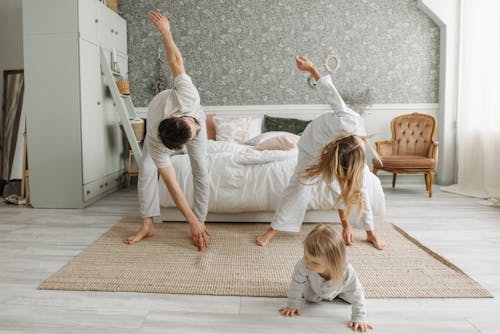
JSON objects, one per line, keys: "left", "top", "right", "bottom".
{"left": 23, "top": 0, "right": 128, "bottom": 208}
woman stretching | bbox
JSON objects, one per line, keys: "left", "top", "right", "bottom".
{"left": 257, "top": 56, "right": 385, "bottom": 250}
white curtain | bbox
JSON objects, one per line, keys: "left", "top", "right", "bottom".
{"left": 442, "top": 0, "right": 500, "bottom": 204}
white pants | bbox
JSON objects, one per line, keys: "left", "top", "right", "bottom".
{"left": 271, "top": 148, "right": 316, "bottom": 232}
{"left": 271, "top": 148, "right": 385, "bottom": 232}
{"left": 138, "top": 139, "right": 161, "bottom": 218}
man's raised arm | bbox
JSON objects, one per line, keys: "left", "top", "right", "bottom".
{"left": 149, "top": 11, "right": 185, "bottom": 78}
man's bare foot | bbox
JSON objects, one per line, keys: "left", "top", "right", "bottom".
{"left": 124, "top": 220, "right": 154, "bottom": 245}
{"left": 256, "top": 228, "right": 277, "bottom": 246}
{"left": 366, "top": 231, "right": 385, "bottom": 250}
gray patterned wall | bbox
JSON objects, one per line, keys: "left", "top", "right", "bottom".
{"left": 119, "top": 0, "right": 439, "bottom": 107}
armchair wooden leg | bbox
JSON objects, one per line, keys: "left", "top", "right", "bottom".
{"left": 425, "top": 172, "right": 434, "bottom": 197}
{"left": 428, "top": 172, "right": 434, "bottom": 198}
{"left": 392, "top": 173, "right": 397, "bottom": 188}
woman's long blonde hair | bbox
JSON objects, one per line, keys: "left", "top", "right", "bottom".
{"left": 302, "top": 134, "right": 365, "bottom": 217}
{"left": 304, "top": 224, "right": 346, "bottom": 285}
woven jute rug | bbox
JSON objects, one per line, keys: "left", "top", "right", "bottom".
{"left": 39, "top": 218, "right": 492, "bottom": 298}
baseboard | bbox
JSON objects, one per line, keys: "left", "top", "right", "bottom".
{"left": 135, "top": 103, "right": 438, "bottom": 120}
{"left": 377, "top": 174, "right": 429, "bottom": 185}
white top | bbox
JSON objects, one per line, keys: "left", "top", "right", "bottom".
{"left": 298, "top": 75, "right": 366, "bottom": 158}
{"left": 287, "top": 259, "right": 367, "bottom": 323}
{"left": 146, "top": 74, "right": 205, "bottom": 168}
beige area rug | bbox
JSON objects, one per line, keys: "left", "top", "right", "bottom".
{"left": 39, "top": 218, "right": 492, "bottom": 298}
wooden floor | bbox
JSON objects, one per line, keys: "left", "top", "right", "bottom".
{"left": 1, "top": 181, "right": 499, "bottom": 333}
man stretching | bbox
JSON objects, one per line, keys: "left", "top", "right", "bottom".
{"left": 125, "top": 11, "right": 209, "bottom": 251}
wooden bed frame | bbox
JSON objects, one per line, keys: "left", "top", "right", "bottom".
{"left": 160, "top": 208, "right": 338, "bottom": 223}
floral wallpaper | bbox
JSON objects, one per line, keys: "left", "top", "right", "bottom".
{"left": 118, "top": 0, "right": 439, "bottom": 107}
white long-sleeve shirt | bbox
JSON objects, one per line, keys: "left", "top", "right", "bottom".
{"left": 298, "top": 75, "right": 376, "bottom": 230}
{"left": 287, "top": 259, "right": 368, "bottom": 323}
{"left": 146, "top": 73, "right": 205, "bottom": 169}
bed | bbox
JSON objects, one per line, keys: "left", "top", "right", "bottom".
{"left": 158, "top": 112, "right": 385, "bottom": 223}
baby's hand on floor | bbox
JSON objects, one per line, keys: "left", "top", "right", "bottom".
{"left": 279, "top": 307, "right": 301, "bottom": 317}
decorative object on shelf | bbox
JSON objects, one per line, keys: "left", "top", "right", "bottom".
{"left": 324, "top": 49, "right": 341, "bottom": 74}
{"left": 106, "top": 0, "right": 118, "bottom": 13}
{"left": 116, "top": 79, "right": 130, "bottom": 95}
{"left": 130, "top": 118, "right": 145, "bottom": 142}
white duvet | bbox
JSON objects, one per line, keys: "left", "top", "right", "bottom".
{"left": 159, "top": 141, "right": 384, "bottom": 217}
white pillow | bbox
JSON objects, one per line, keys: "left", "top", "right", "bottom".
{"left": 249, "top": 117, "right": 263, "bottom": 138}
{"left": 245, "top": 131, "right": 299, "bottom": 146}
{"left": 214, "top": 116, "right": 251, "bottom": 143}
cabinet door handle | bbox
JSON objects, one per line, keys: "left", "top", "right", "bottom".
{"left": 111, "top": 28, "right": 114, "bottom": 33}
{"left": 97, "top": 101, "right": 101, "bottom": 105}
{"left": 95, "top": 18, "right": 98, "bottom": 23}
{"left": 86, "top": 190, "right": 91, "bottom": 195}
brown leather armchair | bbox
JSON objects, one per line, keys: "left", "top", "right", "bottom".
{"left": 372, "top": 113, "right": 438, "bottom": 197}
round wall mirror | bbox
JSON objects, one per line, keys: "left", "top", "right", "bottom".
{"left": 324, "top": 50, "right": 341, "bottom": 73}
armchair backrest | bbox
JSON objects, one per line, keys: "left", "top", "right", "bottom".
{"left": 391, "top": 113, "right": 437, "bottom": 156}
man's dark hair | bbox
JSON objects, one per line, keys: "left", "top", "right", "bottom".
{"left": 158, "top": 117, "right": 192, "bottom": 150}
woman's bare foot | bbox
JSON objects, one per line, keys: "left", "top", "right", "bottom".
{"left": 124, "top": 219, "right": 154, "bottom": 245}
{"left": 366, "top": 231, "right": 385, "bottom": 250}
{"left": 256, "top": 228, "right": 277, "bottom": 246}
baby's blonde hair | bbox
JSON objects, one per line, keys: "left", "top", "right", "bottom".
{"left": 304, "top": 224, "right": 346, "bottom": 285}
{"left": 302, "top": 134, "right": 365, "bottom": 217}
